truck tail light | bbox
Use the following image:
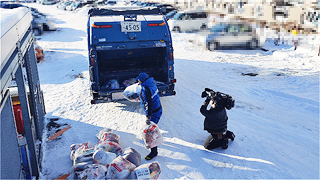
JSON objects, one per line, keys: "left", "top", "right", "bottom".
{"left": 92, "top": 23, "right": 112, "bottom": 28}
{"left": 90, "top": 57, "right": 95, "bottom": 66}
{"left": 169, "top": 66, "right": 172, "bottom": 71}
{"left": 170, "top": 52, "right": 173, "bottom": 60}
{"left": 148, "top": 23, "right": 158, "bottom": 27}
{"left": 171, "top": 79, "right": 176, "bottom": 83}
{"left": 100, "top": 25, "right": 112, "bottom": 28}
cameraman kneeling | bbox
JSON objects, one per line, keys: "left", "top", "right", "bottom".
{"left": 200, "top": 94, "right": 235, "bottom": 150}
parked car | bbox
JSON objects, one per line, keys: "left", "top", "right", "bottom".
{"left": 167, "top": 10, "right": 208, "bottom": 32}
{"left": 1, "top": 2, "right": 24, "bottom": 9}
{"left": 165, "top": 10, "right": 177, "bottom": 20}
{"left": 32, "top": 13, "right": 55, "bottom": 31}
{"left": 32, "top": 19, "right": 43, "bottom": 36}
{"left": 105, "top": 0, "right": 116, "bottom": 5}
{"left": 41, "top": 0, "right": 57, "bottom": 5}
{"left": 157, "top": 4, "right": 176, "bottom": 15}
{"left": 71, "top": 2, "right": 86, "bottom": 11}
{"left": 206, "top": 22, "right": 259, "bottom": 50}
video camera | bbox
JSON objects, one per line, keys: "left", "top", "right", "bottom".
{"left": 201, "top": 88, "right": 235, "bottom": 110}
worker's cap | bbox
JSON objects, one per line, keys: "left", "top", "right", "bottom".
{"left": 136, "top": 73, "right": 149, "bottom": 82}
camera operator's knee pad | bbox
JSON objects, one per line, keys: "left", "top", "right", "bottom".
{"left": 204, "top": 135, "right": 224, "bottom": 150}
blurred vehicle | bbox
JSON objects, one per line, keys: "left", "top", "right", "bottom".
{"left": 57, "top": 1, "right": 72, "bottom": 10}
{"left": 105, "top": 0, "right": 116, "bottom": 5}
{"left": 167, "top": 10, "right": 208, "bottom": 32}
{"left": 71, "top": 1, "right": 86, "bottom": 11}
{"left": 165, "top": 10, "right": 177, "bottom": 20}
{"left": 32, "top": 19, "right": 43, "bottom": 36}
{"left": 206, "top": 22, "right": 259, "bottom": 51}
{"left": 157, "top": 4, "right": 176, "bottom": 15}
{"left": 1, "top": 2, "right": 24, "bottom": 9}
{"left": 32, "top": 13, "right": 55, "bottom": 31}
{"left": 41, "top": 0, "right": 57, "bottom": 5}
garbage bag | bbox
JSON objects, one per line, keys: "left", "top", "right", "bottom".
{"left": 93, "top": 150, "right": 116, "bottom": 166}
{"left": 72, "top": 162, "right": 94, "bottom": 172}
{"left": 122, "top": 147, "right": 141, "bottom": 167}
{"left": 105, "top": 156, "right": 136, "bottom": 179}
{"left": 129, "top": 161, "right": 161, "bottom": 180}
{"left": 94, "top": 141, "right": 122, "bottom": 156}
{"left": 75, "top": 164, "right": 107, "bottom": 179}
{"left": 70, "top": 142, "right": 92, "bottom": 161}
{"left": 106, "top": 79, "right": 120, "bottom": 89}
{"left": 142, "top": 122, "right": 163, "bottom": 149}
{"left": 96, "top": 128, "right": 120, "bottom": 144}
{"left": 123, "top": 83, "right": 141, "bottom": 102}
{"left": 123, "top": 78, "right": 137, "bottom": 87}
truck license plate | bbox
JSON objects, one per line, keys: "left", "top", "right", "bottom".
{"left": 121, "top": 22, "right": 141, "bottom": 32}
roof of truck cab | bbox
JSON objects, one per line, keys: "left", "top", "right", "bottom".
{"left": 90, "top": 14, "right": 164, "bottom": 22}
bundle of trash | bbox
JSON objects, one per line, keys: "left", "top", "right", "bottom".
{"left": 66, "top": 128, "right": 162, "bottom": 179}
{"left": 123, "top": 83, "right": 141, "bottom": 102}
{"left": 102, "top": 79, "right": 120, "bottom": 90}
{"left": 142, "top": 122, "right": 163, "bottom": 149}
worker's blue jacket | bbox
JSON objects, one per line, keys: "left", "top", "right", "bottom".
{"left": 139, "top": 77, "right": 162, "bottom": 124}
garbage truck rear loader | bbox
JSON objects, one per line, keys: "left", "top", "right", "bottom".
{"left": 87, "top": 7, "right": 176, "bottom": 104}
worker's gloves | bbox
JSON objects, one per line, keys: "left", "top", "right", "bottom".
{"left": 146, "top": 116, "right": 151, "bottom": 125}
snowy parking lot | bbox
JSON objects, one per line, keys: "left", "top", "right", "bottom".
{"left": 20, "top": 3, "right": 320, "bottom": 179}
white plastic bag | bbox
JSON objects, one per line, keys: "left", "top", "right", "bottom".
{"left": 76, "top": 164, "right": 107, "bottom": 179}
{"left": 93, "top": 150, "right": 116, "bottom": 166}
{"left": 105, "top": 156, "right": 136, "bottom": 179}
{"left": 142, "top": 122, "right": 163, "bottom": 149}
{"left": 94, "top": 141, "right": 122, "bottom": 156}
{"left": 70, "top": 142, "right": 92, "bottom": 161}
{"left": 131, "top": 161, "right": 161, "bottom": 180}
{"left": 96, "top": 128, "right": 120, "bottom": 144}
{"left": 123, "top": 147, "right": 141, "bottom": 167}
{"left": 70, "top": 142, "right": 94, "bottom": 166}
{"left": 123, "top": 83, "right": 141, "bottom": 102}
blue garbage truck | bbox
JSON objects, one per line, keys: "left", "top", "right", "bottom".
{"left": 87, "top": 7, "right": 176, "bottom": 103}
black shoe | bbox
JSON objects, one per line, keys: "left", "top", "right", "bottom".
{"left": 145, "top": 147, "right": 158, "bottom": 160}
{"left": 221, "top": 138, "right": 228, "bottom": 149}
{"left": 226, "top": 131, "right": 235, "bottom": 141}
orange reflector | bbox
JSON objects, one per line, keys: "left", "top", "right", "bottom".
{"left": 92, "top": 23, "right": 100, "bottom": 28}
{"left": 148, "top": 23, "right": 158, "bottom": 27}
{"left": 159, "top": 22, "right": 165, "bottom": 26}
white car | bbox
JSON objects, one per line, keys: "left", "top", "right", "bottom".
{"left": 206, "top": 22, "right": 259, "bottom": 50}
{"left": 167, "top": 10, "right": 208, "bottom": 32}
{"left": 33, "top": 13, "right": 55, "bottom": 31}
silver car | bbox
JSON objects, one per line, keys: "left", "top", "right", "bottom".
{"left": 206, "top": 22, "right": 259, "bottom": 51}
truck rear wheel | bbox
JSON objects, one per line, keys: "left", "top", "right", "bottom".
{"left": 173, "top": 26, "right": 181, "bottom": 32}
{"left": 208, "top": 42, "right": 219, "bottom": 51}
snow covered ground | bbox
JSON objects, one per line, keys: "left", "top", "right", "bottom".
{"left": 22, "top": 3, "right": 319, "bottom": 179}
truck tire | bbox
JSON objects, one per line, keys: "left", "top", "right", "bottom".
{"left": 173, "top": 26, "right": 181, "bottom": 32}
{"left": 208, "top": 42, "right": 219, "bottom": 51}
{"left": 200, "top": 24, "right": 207, "bottom": 30}
{"left": 248, "top": 39, "right": 258, "bottom": 49}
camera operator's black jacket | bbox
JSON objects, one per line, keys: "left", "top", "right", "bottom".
{"left": 200, "top": 98, "right": 228, "bottom": 133}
